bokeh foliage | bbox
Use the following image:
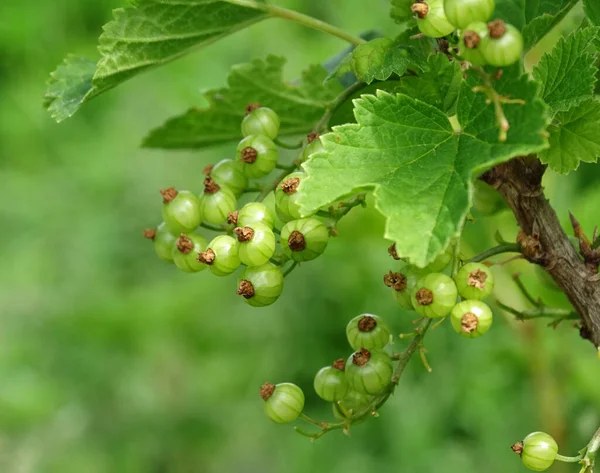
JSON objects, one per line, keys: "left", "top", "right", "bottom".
{"left": 0, "top": 1, "right": 599, "bottom": 472}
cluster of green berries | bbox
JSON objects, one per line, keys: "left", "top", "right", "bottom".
{"left": 260, "top": 313, "right": 397, "bottom": 424}
{"left": 144, "top": 104, "right": 328, "bottom": 308}
{"left": 411, "top": 0, "right": 524, "bottom": 67}
{"left": 512, "top": 432, "right": 559, "bottom": 471}
{"left": 386, "top": 245, "right": 495, "bottom": 338}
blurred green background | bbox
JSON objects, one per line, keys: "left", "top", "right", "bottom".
{"left": 1, "top": 1, "right": 599, "bottom": 472}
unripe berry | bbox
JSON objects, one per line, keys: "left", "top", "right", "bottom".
{"left": 412, "top": 0, "right": 455, "bottom": 38}
{"left": 459, "top": 22, "right": 489, "bottom": 65}
{"left": 144, "top": 222, "right": 177, "bottom": 263}
{"left": 454, "top": 262, "right": 494, "bottom": 299}
{"left": 260, "top": 382, "right": 304, "bottom": 424}
{"left": 237, "top": 262, "right": 284, "bottom": 307}
{"left": 411, "top": 273, "right": 458, "bottom": 318}
{"left": 236, "top": 135, "right": 278, "bottom": 178}
{"left": 234, "top": 223, "right": 276, "bottom": 267}
{"left": 275, "top": 172, "right": 315, "bottom": 223}
{"left": 443, "top": 0, "right": 495, "bottom": 29}
{"left": 450, "top": 300, "right": 493, "bottom": 338}
{"left": 314, "top": 359, "right": 349, "bottom": 402}
{"left": 479, "top": 20, "right": 524, "bottom": 67}
{"left": 280, "top": 218, "right": 329, "bottom": 262}
{"left": 332, "top": 390, "right": 374, "bottom": 421}
{"left": 161, "top": 188, "right": 202, "bottom": 234}
{"left": 345, "top": 348, "right": 393, "bottom": 395}
{"left": 384, "top": 266, "right": 423, "bottom": 309}
{"left": 172, "top": 233, "right": 209, "bottom": 273}
{"left": 236, "top": 202, "right": 275, "bottom": 229}
{"left": 424, "top": 245, "right": 453, "bottom": 272}
{"left": 512, "top": 432, "right": 558, "bottom": 471}
{"left": 198, "top": 235, "right": 241, "bottom": 277}
{"left": 198, "top": 177, "right": 237, "bottom": 225}
{"left": 207, "top": 159, "right": 247, "bottom": 196}
{"left": 346, "top": 314, "right": 391, "bottom": 350}
{"left": 242, "top": 106, "right": 280, "bottom": 140}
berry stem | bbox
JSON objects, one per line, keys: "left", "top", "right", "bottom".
{"left": 282, "top": 261, "right": 298, "bottom": 277}
{"left": 555, "top": 454, "right": 585, "bottom": 463}
{"left": 274, "top": 138, "right": 303, "bottom": 150}
{"left": 200, "top": 222, "right": 228, "bottom": 232}
{"left": 243, "top": 186, "right": 263, "bottom": 193}
{"left": 467, "top": 243, "right": 521, "bottom": 263}
{"left": 512, "top": 273, "right": 541, "bottom": 307}
{"left": 495, "top": 301, "right": 578, "bottom": 324}
{"left": 224, "top": 0, "right": 366, "bottom": 46}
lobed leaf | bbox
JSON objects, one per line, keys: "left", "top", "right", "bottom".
{"left": 143, "top": 56, "right": 343, "bottom": 149}
{"left": 299, "top": 75, "right": 549, "bottom": 267}
{"left": 44, "top": 0, "right": 268, "bottom": 122}
{"left": 532, "top": 27, "right": 599, "bottom": 115}
{"left": 539, "top": 100, "right": 600, "bottom": 174}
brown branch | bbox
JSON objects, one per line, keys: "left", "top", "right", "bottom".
{"left": 481, "top": 156, "right": 600, "bottom": 349}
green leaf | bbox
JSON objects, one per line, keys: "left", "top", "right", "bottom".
{"left": 44, "top": 0, "right": 268, "bottom": 122}
{"left": 539, "top": 99, "right": 600, "bottom": 174}
{"left": 494, "top": 0, "right": 571, "bottom": 28}
{"left": 522, "top": 0, "right": 580, "bottom": 50}
{"left": 44, "top": 56, "right": 97, "bottom": 122}
{"left": 532, "top": 27, "right": 599, "bottom": 114}
{"left": 143, "top": 56, "right": 343, "bottom": 149}
{"left": 395, "top": 54, "right": 462, "bottom": 115}
{"left": 390, "top": 0, "right": 416, "bottom": 24}
{"left": 584, "top": 0, "right": 600, "bottom": 26}
{"left": 299, "top": 75, "right": 548, "bottom": 267}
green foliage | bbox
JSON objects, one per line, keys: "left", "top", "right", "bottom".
{"left": 144, "top": 56, "right": 342, "bottom": 149}
{"left": 395, "top": 54, "right": 462, "bottom": 115}
{"left": 584, "top": 0, "right": 600, "bottom": 26}
{"left": 521, "top": 0, "right": 580, "bottom": 50}
{"left": 43, "top": 0, "right": 268, "bottom": 121}
{"left": 539, "top": 100, "right": 600, "bottom": 174}
{"left": 532, "top": 27, "right": 599, "bottom": 115}
{"left": 300, "top": 74, "right": 548, "bottom": 267}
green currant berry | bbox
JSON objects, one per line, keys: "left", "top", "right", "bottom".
{"left": 384, "top": 266, "right": 423, "bottom": 309}
{"left": 314, "top": 358, "right": 349, "bottom": 402}
{"left": 443, "top": 0, "right": 494, "bottom": 29}
{"left": 332, "top": 389, "right": 373, "bottom": 421}
{"left": 345, "top": 348, "right": 393, "bottom": 395}
{"left": 234, "top": 223, "right": 276, "bottom": 267}
{"left": 242, "top": 106, "right": 280, "bottom": 140}
{"left": 235, "top": 202, "right": 275, "bottom": 229}
{"left": 275, "top": 172, "right": 315, "bottom": 223}
{"left": 197, "top": 235, "right": 241, "bottom": 277}
{"left": 412, "top": 0, "right": 455, "bottom": 38}
{"left": 450, "top": 300, "right": 493, "bottom": 338}
{"left": 206, "top": 159, "right": 247, "bottom": 197}
{"left": 198, "top": 178, "right": 237, "bottom": 225}
{"left": 479, "top": 20, "right": 523, "bottom": 67}
{"left": 236, "top": 135, "right": 278, "bottom": 179}
{"left": 301, "top": 133, "right": 325, "bottom": 162}
{"left": 346, "top": 314, "right": 391, "bottom": 351}
{"left": 260, "top": 382, "right": 304, "bottom": 424}
{"left": 459, "top": 22, "right": 489, "bottom": 65}
{"left": 237, "top": 262, "right": 284, "bottom": 307}
{"left": 160, "top": 188, "right": 202, "bottom": 234}
{"left": 454, "top": 262, "right": 494, "bottom": 299}
{"left": 411, "top": 273, "right": 458, "bottom": 318}
{"left": 144, "top": 223, "right": 177, "bottom": 263}
{"left": 280, "top": 218, "right": 328, "bottom": 262}
{"left": 512, "top": 432, "right": 558, "bottom": 472}
{"left": 172, "top": 233, "right": 209, "bottom": 273}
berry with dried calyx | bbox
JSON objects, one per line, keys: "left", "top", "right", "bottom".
{"left": 384, "top": 266, "right": 424, "bottom": 309}
{"left": 479, "top": 20, "right": 524, "bottom": 67}
{"left": 236, "top": 135, "right": 278, "bottom": 178}
{"left": 454, "top": 262, "right": 495, "bottom": 300}
{"left": 314, "top": 359, "right": 349, "bottom": 402}
{"left": 459, "top": 22, "right": 489, "bottom": 65}
{"left": 144, "top": 222, "right": 177, "bottom": 263}
{"left": 242, "top": 106, "right": 280, "bottom": 140}
{"left": 260, "top": 382, "right": 304, "bottom": 424}
{"left": 161, "top": 188, "right": 202, "bottom": 234}
{"left": 237, "top": 262, "right": 284, "bottom": 307}
{"left": 512, "top": 432, "right": 558, "bottom": 471}
{"left": 280, "top": 218, "right": 328, "bottom": 262}
{"left": 346, "top": 314, "right": 391, "bottom": 350}
{"left": 450, "top": 300, "right": 493, "bottom": 338}
{"left": 172, "top": 232, "right": 209, "bottom": 273}
{"left": 443, "top": 0, "right": 494, "bottom": 29}
{"left": 345, "top": 348, "right": 393, "bottom": 395}
{"left": 237, "top": 202, "right": 275, "bottom": 229}
{"left": 412, "top": 0, "right": 455, "bottom": 38}
{"left": 208, "top": 159, "right": 248, "bottom": 196}
{"left": 411, "top": 273, "right": 458, "bottom": 318}
{"left": 198, "top": 235, "right": 240, "bottom": 276}
{"left": 275, "top": 172, "right": 314, "bottom": 223}
{"left": 198, "top": 177, "right": 237, "bottom": 225}
{"left": 234, "top": 223, "right": 276, "bottom": 267}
